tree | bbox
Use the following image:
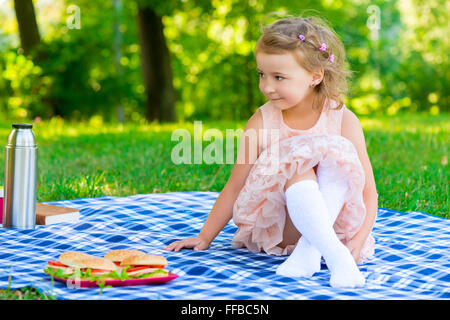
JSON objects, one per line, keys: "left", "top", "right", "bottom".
{"left": 137, "top": 2, "right": 176, "bottom": 123}
{"left": 13, "top": 0, "right": 40, "bottom": 54}
{"left": 113, "top": 0, "right": 125, "bottom": 123}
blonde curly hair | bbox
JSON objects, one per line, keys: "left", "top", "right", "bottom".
{"left": 255, "top": 14, "right": 352, "bottom": 111}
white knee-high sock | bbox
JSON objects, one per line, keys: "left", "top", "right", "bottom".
{"left": 282, "top": 179, "right": 365, "bottom": 288}
{"left": 276, "top": 166, "right": 348, "bottom": 278}
{"left": 276, "top": 233, "right": 322, "bottom": 278}
{"left": 317, "top": 164, "right": 348, "bottom": 220}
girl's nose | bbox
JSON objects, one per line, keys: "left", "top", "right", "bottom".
{"left": 261, "top": 83, "right": 275, "bottom": 95}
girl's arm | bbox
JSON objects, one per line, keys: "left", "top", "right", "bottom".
{"left": 197, "top": 183, "right": 243, "bottom": 244}
{"left": 341, "top": 108, "right": 379, "bottom": 260}
{"left": 165, "top": 109, "right": 263, "bottom": 251}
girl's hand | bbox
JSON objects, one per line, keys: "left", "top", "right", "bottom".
{"left": 164, "top": 236, "right": 210, "bottom": 252}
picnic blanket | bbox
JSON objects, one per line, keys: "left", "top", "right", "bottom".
{"left": 0, "top": 191, "right": 448, "bottom": 300}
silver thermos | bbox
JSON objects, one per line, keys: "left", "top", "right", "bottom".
{"left": 2, "top": 123, "right": 37, "bottom": 229}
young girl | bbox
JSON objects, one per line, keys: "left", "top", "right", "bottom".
{"left": 165, "top": 15, "right": 378, "bottom": 288}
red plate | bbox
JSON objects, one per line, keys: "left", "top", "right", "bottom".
{"left": 50, "top": 273, "right": 179, "bottom": 288}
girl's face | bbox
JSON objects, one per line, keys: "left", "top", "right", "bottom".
{"left": 256, "top": 51, "right": 318, "bottom": 110}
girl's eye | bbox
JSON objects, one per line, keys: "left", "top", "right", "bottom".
{"left": 258, "top": 72, "right": 283, "bottom": 81}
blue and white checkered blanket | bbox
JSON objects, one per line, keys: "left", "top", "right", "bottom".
{"left": 0, "top": 192, "right": 448, "bottom": 300}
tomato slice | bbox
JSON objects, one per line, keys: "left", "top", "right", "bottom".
{"left": 127, "top": 265, "right": 164, "bottom": 273}
{"left": 48, "top": 261, "right": 68, "bottom": 267}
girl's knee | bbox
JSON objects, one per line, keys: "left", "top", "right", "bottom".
{"left": 284, "top": 167, "right": 317, "bottom": 192}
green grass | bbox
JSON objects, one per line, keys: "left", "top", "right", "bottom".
{"left": 0, "top": 112, "right": 448, "bottom": 299}
{"left": 357, "top": 112, "right": 448, "bottom": 218}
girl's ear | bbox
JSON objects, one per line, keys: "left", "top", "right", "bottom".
{"left": 311, "top": 68, "right": 324, "bottom": 85}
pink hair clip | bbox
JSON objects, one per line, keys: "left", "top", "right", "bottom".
{"left": 299, "top": 37, "right": 333, "bottom": 62}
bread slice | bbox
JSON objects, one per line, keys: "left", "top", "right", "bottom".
{"left": 120, "top": 254, "right": 168, "bottom": 267}
{"left": 58, "top": 251, "right": 93, "bottom": 268}
{"left": 77, "top": 257, "right": 118, "bottom": 271}
{"left": 104, "top": 249, "right": 146, "bottom": 262}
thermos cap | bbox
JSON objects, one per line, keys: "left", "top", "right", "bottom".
{"left": 12, "top": 123, "right": 33, "bottom": 129}
{"left": 7, "top": 123, "right": 36, "bottom": 147}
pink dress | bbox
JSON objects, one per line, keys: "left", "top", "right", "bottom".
{"left": 231, "top": 99, "right": 375, "bottom": 264}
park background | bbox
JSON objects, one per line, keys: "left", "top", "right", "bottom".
{"left": 0, "top": 0, "right": 448, "bottom": 219}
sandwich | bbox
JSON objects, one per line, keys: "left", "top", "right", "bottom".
{"left": 45, "top": 253, "right": 119, "bottom": 281}
{"left": 104, "top": 249, "right": 146, "bottom": 266}
{"left": 45, "top": 251, "right": 94, "bottom": 276}
{"left": 119, "top": 254, "right": 169, "bottom": 278}
{"left": 44, "top": 250, "right": 170, "bottom": 282}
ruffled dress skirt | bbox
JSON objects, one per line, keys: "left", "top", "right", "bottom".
{"left": 231, "top": 133, "right": 375, "bottom": 264}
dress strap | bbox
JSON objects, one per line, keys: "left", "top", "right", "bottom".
{"left": 258, "top": 102, "right": 279, "bottom": 152}
{"left": 324, "top": 101, "right": 346, "bottom": 135}
{"left": 335, "top": 104, "right": 346, "bottom": 135}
